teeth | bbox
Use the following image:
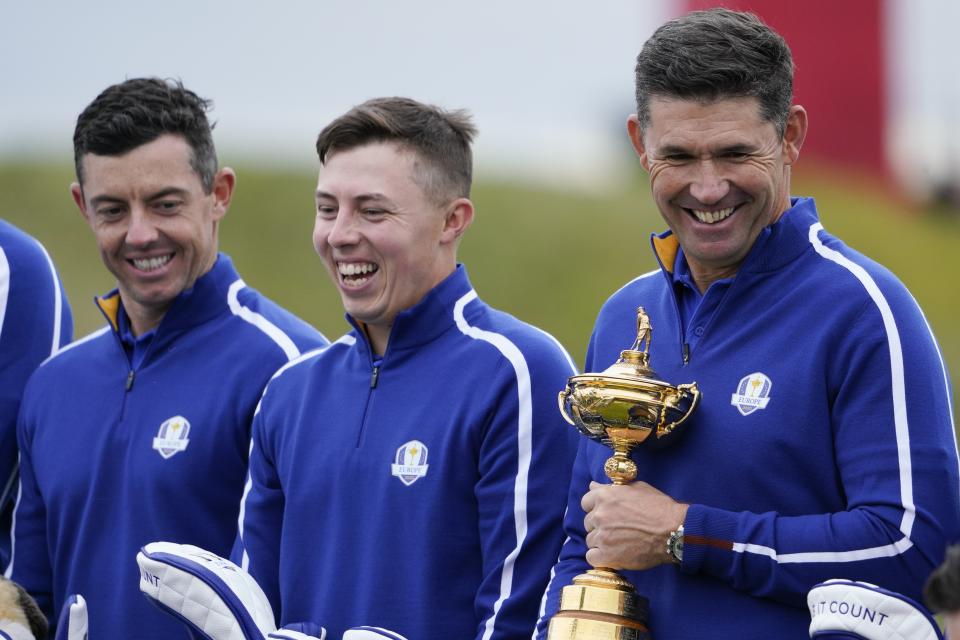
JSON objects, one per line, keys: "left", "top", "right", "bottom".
{"left": 343, "top": 275, "right": 372, "bottom": 288}
{"left": 691, "top": 207, "right": 735, "bottom": 224}
{"left": 132, "top": 255, "right": 172, "bottom": 271}
{"left": 338, "top": 262, "right": 378, "bottom": 276}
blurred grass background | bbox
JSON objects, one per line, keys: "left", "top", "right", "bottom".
{"left": 1, "top": 161, "right": 956, "bottom": 420}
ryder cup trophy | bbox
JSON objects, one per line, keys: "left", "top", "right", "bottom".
{"left": 548, "top": 307, "right": 700, "bottom": 640}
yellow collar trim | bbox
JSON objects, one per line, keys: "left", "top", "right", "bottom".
{"left": 652, "top": 234, "right": 680, "bottom": 274}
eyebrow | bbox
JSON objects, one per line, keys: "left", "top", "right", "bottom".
{"left": 657, "top": 143, "right": 757, "bottom": 157}
{"left": 89, "top": 187, "right": 190, "bottom": 207}
{"left": 315, "top": 190, "right": 397, "bottom": 207}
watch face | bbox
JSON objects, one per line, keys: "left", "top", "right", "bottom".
{"left": 668, "top": 528, "right": 684, "bottom": 563}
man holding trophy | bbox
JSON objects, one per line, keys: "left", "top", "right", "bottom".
{"left": 537, "top": 8, "right": 959, "bottom": 639}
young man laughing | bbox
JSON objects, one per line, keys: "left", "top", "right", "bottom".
{"left": 235, "top": 97, "right": 579, "bottom": 640}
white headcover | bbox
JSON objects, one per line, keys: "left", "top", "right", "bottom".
{"left": 342, "top": 628, "right": 408, "bottom": 640}
{"left": 138, "top": 542, "right": 278, "bottom": 640}
{"left": 268, "top": 630, "right": 326, "bottom": 640}
{"left": 0, "top": 575, "right": 30, "bottom": 640}
{"left": 55, "top": 594, "right": 88, "bottom": 640}
{"left": 0, "top": 624, "right": 35, "bottom": 640}
{"left": 808, "top": 579, "right": 943, "bottom": 640}
{"left": 138, "top": 543, "right": 404, "bottom": 640}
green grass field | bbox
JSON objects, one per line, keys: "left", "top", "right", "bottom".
{"left": 1, "top": 161, "right": 957, "bottom": 419}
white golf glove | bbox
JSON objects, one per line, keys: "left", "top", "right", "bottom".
{"left": 138, "top": 542, "right": 407, "bottom": 640}
{"left": 808, "top": 579, "right": 943, "bottom": 640}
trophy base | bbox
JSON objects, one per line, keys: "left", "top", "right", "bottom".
{"left": 547, "top": 569, "right": 651, "bottom": 640}
{"left": 548, "top": 614, "right": 651, "bottom": 640}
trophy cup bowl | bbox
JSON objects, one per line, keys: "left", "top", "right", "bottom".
{"left": 548, "top": 308, "right": 699, "bottom": 640}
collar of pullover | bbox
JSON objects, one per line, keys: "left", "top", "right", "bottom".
{"left": 346, "top": 263, "right": 475, "bottom": 357}
{"left": 650, "top": 196, "right": 821, "bottom": 276}
{"left": 95, "top": 252, "right": 243, "bottom": 341}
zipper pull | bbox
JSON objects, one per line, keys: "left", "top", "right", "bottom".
{"left": 370, "top": 364, "right": 380, "bottom": 389}
{"left": 125, "top": 370, "right": 136, "bottom": 391}
{"left": 682, "top": 343, "right": 690, "bottom": 364}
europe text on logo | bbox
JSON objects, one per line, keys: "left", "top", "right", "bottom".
{"left": 152, "top": 416, "right": 191, "bottom": 459}
{"left": 391, "top": 439, "right": 429, "bottom": 486}
{"left": 730, "top": 372, "right": 773, "bottom": 416}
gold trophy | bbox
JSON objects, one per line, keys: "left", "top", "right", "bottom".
{"left": 548, "top": 307, "right": 700, "bottom": 640}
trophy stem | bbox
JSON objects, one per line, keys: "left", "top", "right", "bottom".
{"left": 603, "top": 445, "right": 637, "bottom": 485}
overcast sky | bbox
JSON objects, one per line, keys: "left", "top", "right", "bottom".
{"left": 1, "top": 0, "right": 670, "bottom": 185}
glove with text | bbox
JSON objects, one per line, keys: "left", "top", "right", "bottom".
{"left": 808, "top": 579, "right": 943, "bottom": 640}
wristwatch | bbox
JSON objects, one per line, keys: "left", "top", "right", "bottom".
{"left": 666, "top": 524, "right": 684, "bottom": 565}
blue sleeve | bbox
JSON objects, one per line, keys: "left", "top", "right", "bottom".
{"left": 679, "top": 290, "right": 958, "bottom": 604}
{"left": 4, "top": 407, "right": 56, "bottom": 626}
{"left": 0, "top": 233, "right": 73, "bottom": 569}
{"left": 533, "top": 439, "right": 597, "bottom": 639}
{"left": 473, "top": 340, "right": 579, "bottom": 640}
{"left": 233, "top": 399, "right": 284, "bottom": 621}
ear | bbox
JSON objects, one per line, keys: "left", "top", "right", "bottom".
{"left": 210, "top": 167, "right": 236, "bottom": 221}
{"left": 627, "top": 114, "right": 651, "bottom": 172}
{"left": 70, "top": 182, "right": 92, "bottom": 224}
{"left": 782, "top": 105, "right": 808, "bottom": 166}
{"left": 440, "top": 197, "right": 475, "bottom": 245}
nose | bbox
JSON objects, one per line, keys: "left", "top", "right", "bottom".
{"left": 125, "top": 207, "right": 159, "bottom": 247}
{"left": 324, "top": 209, "right": 360, "bottom": 248}
{"left": 688, "top": 159, "right": 730, "bottom": 205}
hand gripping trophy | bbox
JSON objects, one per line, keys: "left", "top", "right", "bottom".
{"left": 549, "top": 307, "right": 700, "bottom": 640}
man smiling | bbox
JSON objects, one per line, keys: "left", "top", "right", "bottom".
{"left": 536, "top": 8, "right": 959, "bottom": 639}
{"left": 235, "top": 97, "right": 578, "bottom": 640}
{"left": 5, "top": 78, "right": 327, "bottom": 638}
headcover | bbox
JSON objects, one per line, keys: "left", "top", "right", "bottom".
{"left": 0, "top": 625, "right": 34, "bottom": 640}
{"left": 0, "top": 576, "right": 49, "bottom": 640}
{"left": 808, "top": 579, "right": 943, "bottom": 640}
{"left": 342, "top": 628, "right": 408, "bottom": 640}
{"left": 137, "top": 542, "right": 279, "bottom": 640}
{"left": 267, "top": 624, "right": 327, "bottom": 640}
{"left": 138, "top": 542, "right": 405, "bottom": 640}
{"left": 55, "top": 594, "right": 88, "bottom": 640}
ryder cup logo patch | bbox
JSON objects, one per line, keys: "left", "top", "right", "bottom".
{"left": 391, "top": 440, "right": 429, "bottom": 486}
{"left": 152, "top": 416, "right": 191, "bottom": 459}
{"left": 731, "top": 372, "right": 773, "bottom": 416}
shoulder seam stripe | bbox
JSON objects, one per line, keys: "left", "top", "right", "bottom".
{"left": 237, "top": 333, "right": 357, "bottom": 571}
{"left": 41, "top": 326, "right": 111, "bottom": 365}
{"left": 2, "top": 452, "right": 18, "bottom": 580}
{"left": 264, "top": 334, "right": 356, "bottom": 389}
{"left": 227, "top": 279, "right": 301, "bottom": 362}
{"left": 916, "top": 308, "right": 959, "bottom": 500}
{"left": 0, "top": 248, "right": 8, "bottom": 343}
{"left": 35, "top": 237, "right": 65, "bottom": 357}
{"left": 5, "top": 323, "right": 110, "bottom": 578}
{"left": 532, "top": 326, "right": 579, "bottom": 376}
{"left": 611, "top": 268, "right": 660, "bottom": 297}
{"left": 532, "top": 511, "right": 570, "bottom": 637}
{"left": 737, "top": 222, "right": 916, "bottom": 564}
{"left": 453, "top": 289, "right": 531, "bottom": 640}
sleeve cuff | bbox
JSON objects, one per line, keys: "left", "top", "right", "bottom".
{"left": 680, "top": 503, "right": 740, "bottom": 576}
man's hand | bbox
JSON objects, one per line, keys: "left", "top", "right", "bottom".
{"left": 582, "top": 480, "right": 688, "bottom": 570}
